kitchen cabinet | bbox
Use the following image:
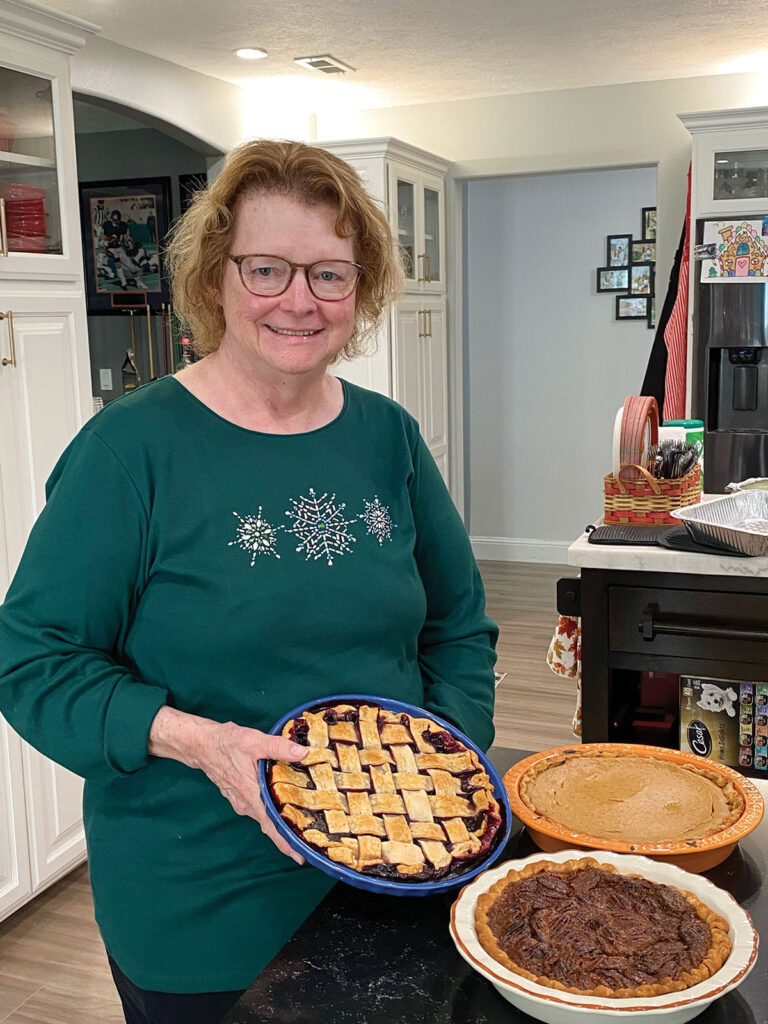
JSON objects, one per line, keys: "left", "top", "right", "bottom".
{"left": 387, "top": 158, "right": 445, "bottom": 293}
{"left": 566, "top": 524, "right": 768, "bottom": 780}
{"left": 680, "top": 107, "right": 768, "bottom": 219}
{"left": 321, "top": 138, "right": 451, "bottom": 485}
{"left": 0, "top": 717, "right": 31, "bottom": 919}
{"left": 0, "top": 29, "right": 91, "bottom": 279}
{"left": 393, "top": 296, "right": 448, "bottom": 479}
{"left": 0, "top": 0, "right": 97, "bottom": 921}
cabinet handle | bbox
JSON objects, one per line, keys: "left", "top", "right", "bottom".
{"left": 417, "top": 252, "right": 427, "bottom": 282}
{"left": 425, "top": 309, "right": 432, "bottom": 338}
{"left": 425, "top": 253, "right": 432, "bottom": 283}
{"left": 639, "top": 603, "right": 768, "bottom": 643}
{"left": 0, "top": 199, "right": 7, "bottom": 257}
{"left": 417, "top": 310, "right": 426, "bottom": 338}
{"left": 1, "top": 310, "right": 16, "bottom": 367}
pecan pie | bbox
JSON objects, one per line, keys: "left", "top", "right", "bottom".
{"left": 519, "top": 750, "right": 744, "bottom": 845}
{"left": 266, "top": 701, "right": 503, "bottom": 881}
{"left": 475, "top": 858, "right": 732, "bottom": 997}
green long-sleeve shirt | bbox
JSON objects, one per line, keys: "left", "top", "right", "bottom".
{"left": 0, "top": 376, "right": 497, "bottom": 991}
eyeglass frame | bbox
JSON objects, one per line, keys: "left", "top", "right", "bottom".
{"left": 227, "top": 254, "right": 364, "bottom": 301}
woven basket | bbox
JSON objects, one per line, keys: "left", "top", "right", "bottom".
{"left": 604, "top": 464, "right": 702, "bottom": 525}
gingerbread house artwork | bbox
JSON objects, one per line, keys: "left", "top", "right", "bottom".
{"left": 708, "top": 222, "right": 768, "bottom": 278}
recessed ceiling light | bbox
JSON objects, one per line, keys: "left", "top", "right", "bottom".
{"left": 293, "top": 54, "right": 355, "bottom": 75}
{"left": 235, "top": 47, "right": 268, "bottom": 60}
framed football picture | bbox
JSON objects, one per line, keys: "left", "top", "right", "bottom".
{"left": 79, "top": 177, "right": 172, "bottom": 314}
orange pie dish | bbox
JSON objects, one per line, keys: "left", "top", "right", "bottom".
{"left": 504, "top": 743, "right": 764, "bottom": 872}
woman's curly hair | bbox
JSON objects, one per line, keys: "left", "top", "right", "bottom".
{"left": 165, "top": 139, "right": 404, "bottom": 359}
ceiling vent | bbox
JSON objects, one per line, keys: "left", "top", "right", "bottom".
{"left": 293, "top": 54, "right": 355, "bottom": 75}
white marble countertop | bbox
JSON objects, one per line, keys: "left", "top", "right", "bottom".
{"left": 568, "top": 495, "right": 768, "bottom": 577}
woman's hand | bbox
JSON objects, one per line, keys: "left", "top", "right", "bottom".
{"left": 149, "top": 706, "right": 308, "bottom": 864}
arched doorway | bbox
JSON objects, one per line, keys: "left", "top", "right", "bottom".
{"left": 73, "top": 93, "right": 225, "bottom": 403}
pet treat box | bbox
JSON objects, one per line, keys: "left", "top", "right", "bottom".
{"left": 680, "top": 675, "right": 768, "bottom": 777}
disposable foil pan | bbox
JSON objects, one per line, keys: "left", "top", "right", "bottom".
{"left": 670, "top": 491, "right": 768, "bottom": 557}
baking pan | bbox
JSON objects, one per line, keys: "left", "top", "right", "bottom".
{"left": 671, "top": 491, "right": 768, "bottom": 557}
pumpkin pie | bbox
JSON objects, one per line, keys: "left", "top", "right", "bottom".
{"left": 518, "top": 749, "right": 744, "bottom": 845}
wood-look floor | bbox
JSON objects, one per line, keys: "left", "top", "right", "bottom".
{"left": 0, "top": 560, "right": 572, "bottom": 1023}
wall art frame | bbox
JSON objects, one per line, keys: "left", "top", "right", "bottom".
{"left": 79, "top": 176, "right": 172, "bottom": 314}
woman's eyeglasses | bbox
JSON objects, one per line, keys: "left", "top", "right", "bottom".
{"left": 228, "top": 254, "right": 363, "bottom": 301}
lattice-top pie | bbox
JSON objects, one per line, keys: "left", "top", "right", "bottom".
{"left": 475, "top": 857, "right": 732, "bottom": 998}
{"left": 266, "top": 701, "right": 504, "bottom": 881}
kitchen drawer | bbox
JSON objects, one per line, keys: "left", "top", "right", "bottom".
{"left": 608, "top": 586, "right": 768, "bottom": 663}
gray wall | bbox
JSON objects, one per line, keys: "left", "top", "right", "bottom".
{"left": 465, "top": 166, "right": 658, "bottom": 561}
{"left": 75, "top": 124, "right": 209, "bottom": 401}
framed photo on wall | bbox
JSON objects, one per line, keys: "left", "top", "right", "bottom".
{"left": 642, "top": 206, "right": 657, "bottom": 240}
{"left": 79, "top": 177, "right": 172, "bottom": 314}
{"left": 632, "top": 239, "right": 656, "bottom": 263}
{"left": 616, "top": 295, "right": 649, "bottom": 320}
{"left": 596, "top": 267, "right": 629, "bottom": 292}
{"left": 630, "top": 262, "right": 654, "bottom": 296}
{"left": 607, "top": 234, "right": 631, "bottom": 267}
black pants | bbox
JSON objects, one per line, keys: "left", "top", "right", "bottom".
{"left": 108, "top": 954, "right": 247, "bottom": 1024}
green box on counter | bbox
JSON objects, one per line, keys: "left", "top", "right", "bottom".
{"left": 664, "top": 419, "right": 704, "bottom": 488}
{"left": 680, "top": 675, "right": 768, "bottom": 773}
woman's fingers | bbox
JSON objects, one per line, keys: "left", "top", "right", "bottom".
{"left": 255, "top": 730, "right": 307, "bottom": 763}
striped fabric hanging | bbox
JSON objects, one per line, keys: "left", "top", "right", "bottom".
{"left": 662, "top": 166, "right": 692, "bottom": 421}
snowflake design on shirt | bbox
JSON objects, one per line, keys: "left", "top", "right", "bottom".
{"left": 228, "top": 508, "right": 281, "bottom": 565}
{"left": 284, "top": 488, "right": 357, "bottom": 566}
{"left": 359, "top": 495, "right": 396, "bottom": 545}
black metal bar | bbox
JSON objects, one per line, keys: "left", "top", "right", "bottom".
{"left": 639, "top": 605, "right": 768, "bottom": 643}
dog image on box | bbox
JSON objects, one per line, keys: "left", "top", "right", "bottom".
{"left": 697, "top": 682, "right": 738, "bottom": 717}
{"left": 680, "top": 676, "right": 745, "bottom": 767}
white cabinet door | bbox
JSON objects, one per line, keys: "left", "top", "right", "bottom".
{"left": 388, "top": 160, "right": 421, "bottom": 291}
{"left": 686, "top": 117, "right": 768, "bottom": 218}
{"left": 0, "top": 34, "right": 86, "bottom": 282}
{"left": 388, "top": 162, "right": 446, "bottom": 295}
{"left": 0, "top": 719, "right": 32, "bottom": 920}
{"left": 22, "top": 745, "right": 84, "bottom": 891}
{"left": 421, "top": 300, "right": 449, "bottom": 484}
{"left": 420, "top": 170, "right": 446, "bottom": 294}
{"left": 393, "top": 297, "right": 449, "bottom": 486}
{"left": 0, "top": 294, "right": 88, "bottom": 574}
{"left": 0, "top": 295, "right": 87, "bottom": 899}
{"left": 393, "top": 298, "right": 423, "bottom": 422}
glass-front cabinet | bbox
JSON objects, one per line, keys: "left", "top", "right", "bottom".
{"left": 0, "top": 32, "right": 85, "bottom": 279}
{"left": 713, "top": 148, "right": 768, "bottom": 203}
{"left": 395, "top": 176, "right": 416, "bottom": 280}
{"left": 0, "top": 65, "right": 62, "bottom": 256}
{"left": 681, "top": 107, "right": 768, "bottom": 217}
{"left": 423, "top": 184, "right": 441, "bottom": 284}
{"left": 389, "top": 161, "right": 445, "bottom": 293}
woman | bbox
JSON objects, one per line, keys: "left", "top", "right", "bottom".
{"left": 0, "top": 140, "right": 497, "bottom": 1024}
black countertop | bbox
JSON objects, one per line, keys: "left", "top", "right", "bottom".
{"left": 222, "top": 747, "right": 767, "bottom": 1024}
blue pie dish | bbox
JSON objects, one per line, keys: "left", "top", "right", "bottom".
{"left": 258, "top": 693, "right": 513, "bottom": 896}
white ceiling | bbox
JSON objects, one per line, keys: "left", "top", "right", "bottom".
{"left": 48, "top": 0, "right": 768, "bottom": 109}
